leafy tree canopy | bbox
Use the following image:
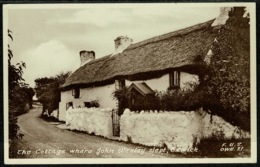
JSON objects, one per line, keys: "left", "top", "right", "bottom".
{"left": 35, "top": 72, "right": 70, "bottom": 115}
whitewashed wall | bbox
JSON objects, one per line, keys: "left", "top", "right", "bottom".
{"left": 120, "top": 109, "right": 250, "bottom": 152}
{"left": 180, "top": 72, "right": 199, "bottom": 89}
{"left": 59, "top": 72, "right": 198, "bottom": 121}
{"left": 66, "top": 107, "right": 113, "bottom": 138}
{"left": 59, "top": 83, "right": 117, "bottom": 121}
{"left": 63, "top": 107, "right": 249, "bottom": 152}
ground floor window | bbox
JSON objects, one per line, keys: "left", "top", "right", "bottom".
{"left": 84, "top": 102, "right": 91, "bottom": 108}
{"left": 66, "top": 102, "right": 73, "bottom": 110}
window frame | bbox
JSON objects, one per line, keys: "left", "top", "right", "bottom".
{"left": 66, "top": 102, "right": 73, "bottom": 110}
{"left": 72, "top": 87, "right": 80, "bottom": 98}
{"left": 169, "top": 71, "right": 180, "bottom": 88}
{"left": 115, "top": 79, "right": 126, "bottom": 90}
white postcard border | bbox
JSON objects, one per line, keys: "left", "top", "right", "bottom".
{"left": 3, "top": 2, "right": 257, "bottom": 164}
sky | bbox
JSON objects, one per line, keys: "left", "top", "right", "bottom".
{"left": 7, "top": 4, "right": 220, "bottom": 87}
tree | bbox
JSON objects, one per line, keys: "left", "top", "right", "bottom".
{"left": 35, "top": 72, "right": 70, "bottom": 116}
{"left": 8, "top": 30, "right": 34, "bottom": 140}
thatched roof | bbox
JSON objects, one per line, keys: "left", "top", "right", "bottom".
{"left": 61, "top": 19, "right": 219, "bottom": 89}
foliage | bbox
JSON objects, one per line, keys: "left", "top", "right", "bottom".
{"left": 112, "top": 87, "right": 130, "bottom": 115}
{"left": 89, "top": 100, "right": 100, "bottom": 108}
{"left": 130, "top": 95, "right": 160, "bottom": 111}
{"left": 112, "top": 83, "right": 198, "bottom": 114}
{"left": 8, "top": 30, "right": 34, "bottom": 140}
{"left": 156, "top": 81, "right": 211, "bottom": 111}
{"left": 84, "top": 100, "right": 100, "bottom": 108}
{"left": 196, "top": 7, "right": 250, "bottom": 130}
{"left": 112, "top": 87, "right": 160, "bottom": 114}
{"left": 35, "top": 72, "right": 70, "bottom": 116}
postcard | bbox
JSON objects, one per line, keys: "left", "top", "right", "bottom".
{"left": 3, "top": 2, "right": 257, "bottom": 164}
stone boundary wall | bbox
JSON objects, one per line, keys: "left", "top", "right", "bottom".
{"left": 120, "top": 109, "right": 250, "bottom": 152}
{"left": 64, "top": 107, "right": 250, "bottom": 152}
{"left": 66, "top": 107, "right": 113, "bottom": 138}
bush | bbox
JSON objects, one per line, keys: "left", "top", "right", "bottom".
{"left": 129, "top": 94, "right": 160, "bottom": 111}
{"left": 112, "top": 83, "right": 200, "bottom": 114}
{"left": 40, "top": 114, "right": 60, "bottom": 122}
{"left": 90, "top": 100, "right": 100, "bottom": 108}
{"left": 112, "top": 87, "right": 129, "bottom": 115}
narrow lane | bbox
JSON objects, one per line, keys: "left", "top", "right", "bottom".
{"left": 10, "top": 105, "right": 181, "bottom": 158}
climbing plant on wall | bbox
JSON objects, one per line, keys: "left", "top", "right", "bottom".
{"left": 201, "top": 7, "right": 250, "bottom": 130}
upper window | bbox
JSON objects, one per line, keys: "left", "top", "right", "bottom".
{"left": 72, "top": 87, "right": 80, "bottom": 98}
{"left": 115, "top": 79, "right": 126, "bottom": 90}
{"left": 170, "top": 71, "right": 180, "bottom": 88}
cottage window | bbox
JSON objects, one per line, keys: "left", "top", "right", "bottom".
{"left": 170, "top": 71, "right": 180, "bottom": 88}
{"left": 66, "top": 102, "right": 73, "bottom": 110}
{"left": 72, "top": 87, "right": 80, "bottom": 98}
{"left": 115, "top": 79, "right": 125, "bottom": 90}
{"left": 84, "top": 102, "right": 91, "bottom": 108}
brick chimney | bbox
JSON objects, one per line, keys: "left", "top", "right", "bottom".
{"left": 79, "top": 50, "right": 95, "bottom": 67}
{"left": 211, "top": 7, "right": 233, "bottom": 27}
{"left": 112, "top": 36, "right": 133, "bottom": 56}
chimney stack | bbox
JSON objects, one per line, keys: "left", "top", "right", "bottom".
{"left": 79, "top": 50, "right": 95, "bottom": 67}
{"left": 112, "top": 36, "right": 133, "bottom": 56}
{"left": 211, "top": 7, "right": 233, "bottom": 27}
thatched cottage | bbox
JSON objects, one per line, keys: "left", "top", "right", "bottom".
{"left": 58, "top": 7, "right": 242, "bottom": 121}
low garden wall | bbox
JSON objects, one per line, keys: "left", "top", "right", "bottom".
{"left": 66, "top": 107, "right": 113, "bottom": 138}
{"left": 120, "top": 109, "right": 250, "bottom": 152}
{"left": 64, "top": 107, "right": 250, "bottom": 152}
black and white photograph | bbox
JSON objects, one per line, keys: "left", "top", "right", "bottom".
{"left": 4, "top": 3, "right": 256, "bottom": 164}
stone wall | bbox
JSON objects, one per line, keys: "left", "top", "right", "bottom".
{"left": 120, "top": 109, "right": 250, "bottom": 152}
{"left": 63, "top": 107, "right": 250, "bottom": 152}
{"left": 66, "top": 107, "right": 113, "bottom": 138}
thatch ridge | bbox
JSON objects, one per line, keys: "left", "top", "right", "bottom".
{"left": 126, "top": 19, "right": 215, "bottom": 51}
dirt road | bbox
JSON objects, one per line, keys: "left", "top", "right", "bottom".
{"left": 10, "top": 105, "right": 180, "bottom": 158}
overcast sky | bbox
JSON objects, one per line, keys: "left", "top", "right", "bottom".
{"left": 7, "top": 4, "right": 220, "bottom": 87}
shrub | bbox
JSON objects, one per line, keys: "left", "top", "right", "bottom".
{"left": 112, "top": 83, "right": 200, "bottom": 114}
{"left": 112, "top": 87, "right": 130, "bottom": 115}
{"left": 90, "top": 100, "right": 100, "bottom": 108}
{"left": 129, "top": 94, "right": 160, "bottom": 111}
